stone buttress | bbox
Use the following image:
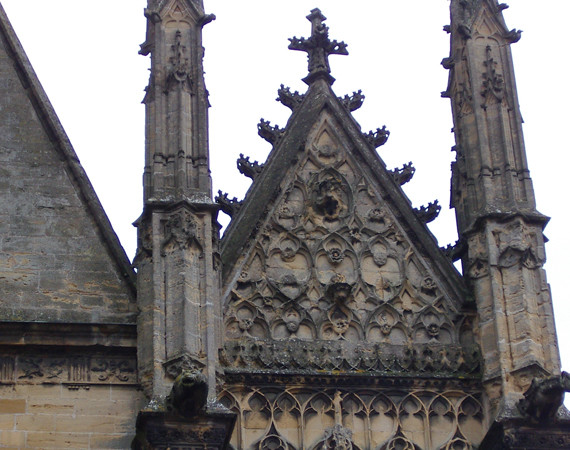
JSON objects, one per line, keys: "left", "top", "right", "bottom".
{"left": 444, "top": 0, "right": 561, "bottom": 409}
{"left": 132, "top": 0, "right": 234, "bottom": 447}
{"left": 444, "top": 1, "right": 570, "bottom": 447}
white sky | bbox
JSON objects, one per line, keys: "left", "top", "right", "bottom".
{"left": 2, "top": 0, "right": 569, "bottom": 382}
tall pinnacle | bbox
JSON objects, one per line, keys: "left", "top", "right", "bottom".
{"left": 288, "top": 8, "right": 348, "bottom": 85}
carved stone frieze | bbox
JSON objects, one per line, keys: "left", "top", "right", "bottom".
{"left": 221, "top": 339, "right": 480, "bottom": 376}
{"left": 219, "top": 385, "right": 485, "bottom": 449}
{"left": 0, "top": 352, "right": 137, "bottom": 386}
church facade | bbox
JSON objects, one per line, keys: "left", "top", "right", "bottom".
{"left": 0, "top": 0, "right": 568, "bottom": 449}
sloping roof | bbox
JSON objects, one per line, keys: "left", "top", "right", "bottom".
{"left": 0, "top": 4, "right": 136, "bottom": 312}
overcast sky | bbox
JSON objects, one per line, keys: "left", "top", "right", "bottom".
{"left": 2, "top": 1, "right": 569, "bottom": 380}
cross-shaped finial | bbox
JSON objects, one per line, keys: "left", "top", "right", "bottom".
{"left": 288, "top": 8, "right": 348, "bottom": 85}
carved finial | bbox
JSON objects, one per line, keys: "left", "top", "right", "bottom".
{"left": 288, "top": 8, "right": 348, "bottom": 85}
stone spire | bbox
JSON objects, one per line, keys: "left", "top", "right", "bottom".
{"left": 140, "top": 0, "right": 215, "bottom": 203}
{"left": 288, "top": 8, "right": 348, "bottom": 85}
{"left": 444, "top": 0, "right": 561, "bottom": 413}
{"left": 134, "top": 0, "right": 222, "bottom": 404}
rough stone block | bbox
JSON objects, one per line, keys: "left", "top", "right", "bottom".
{"left": 0, "top": 399, "right": 25, "bottom": 414}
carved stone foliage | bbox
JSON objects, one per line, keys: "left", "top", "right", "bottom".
{"left": 219, "top": 386, "right": 484, "bottom": 450}
{"left": 222, "top": 340, "right": 480, "bottom": 377}
{"left": 161, "top": 209, "right": 201, "bottom": 254}
{"left": 481, "top": 45, "right": 504, "bottom": 110}
{"left": 223, "top": 114, "right": 476, "bottom": 375}
{"left": 0, "top": 352, "right": 137, "bottom": 386}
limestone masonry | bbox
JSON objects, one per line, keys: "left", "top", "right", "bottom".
{"left": 0, "top": 0, "right": 568, "bottom": 449}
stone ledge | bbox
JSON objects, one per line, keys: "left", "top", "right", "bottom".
{"left": 0, "top": 322, "right": 136, "bottom": 347}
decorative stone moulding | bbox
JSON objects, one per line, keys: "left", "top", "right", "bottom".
{"left": 221, "top": 339, "right": 480, "bottom": 377}
{"left": 0, "top": 352, "right": 137, "bottom": 387}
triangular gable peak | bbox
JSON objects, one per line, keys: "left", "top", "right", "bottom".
{"left": 0, "top": 5, "right": 136, "bottom": 320}
{"left": 220, "top": 12, "right": 476, "bottom": 380}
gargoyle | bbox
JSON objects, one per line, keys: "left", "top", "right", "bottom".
{"left": 165, "top": 371, "right": 208, "bottom": 418}
{"left": 518, "top": 372, "right": 570, "bottom": 422}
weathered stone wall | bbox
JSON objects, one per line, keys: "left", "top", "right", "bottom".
{"left": 0, "top": 384, "right": 143, "bottom": 449}
{"left": 0, "top": 28, "right": 135, "bottom": 324}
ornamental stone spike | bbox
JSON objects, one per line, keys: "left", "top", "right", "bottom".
{"left": 288, "top": 8, "right": 348, "bottom": 85}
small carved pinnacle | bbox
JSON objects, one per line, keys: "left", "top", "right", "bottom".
{"left": 364, "top": 126, "right": 390, "bottom": 148}
{"left": 288, "top": 8, "right": 348, "bottom": 85}
{"left": 215, "top": 191, "right": 242, "bottom": 218}
{"left": 339, "top": 90, "right": 365, "bottom": 112}
{"left": 414, "top": 201, "right": 441, "bottom": 224}
{"left": 389, "top": 162, "right": 415, "bottom": 186}
{"left": 237, "top": 153, "right": 264, "bottom": 180}
{"left": 277, "top": 85, "right": 305, "bottom": 110}
{"left": 258, "top": 119, "right": 284, "bottom": 145}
